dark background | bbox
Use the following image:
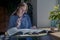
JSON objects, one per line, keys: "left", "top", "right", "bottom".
{"left": 0, "top": 0, "right": 21, "bottom": 15}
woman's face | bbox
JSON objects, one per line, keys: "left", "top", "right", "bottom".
{"left": 18, "top": 6, "right": 27, "bottom": 14}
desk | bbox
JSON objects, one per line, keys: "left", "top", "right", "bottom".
{"left": 50, "top": 32, "right": 60, "bottom": 40}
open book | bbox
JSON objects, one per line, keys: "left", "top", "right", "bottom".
{"left": 7, "top": 27, "right": 47, "bottom": 36}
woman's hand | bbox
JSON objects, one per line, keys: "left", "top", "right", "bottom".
{"left": 31, "top": 26, "right": 37, "bottom": 29}
{"left": 16, "top": 18, "right": 22, "bottom": 29}
{"left": 5, "top": 32, "right": 8, "bottom": 36}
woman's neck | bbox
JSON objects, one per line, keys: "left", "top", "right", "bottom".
{"left": 17, "top": 12, "right": 24, "bottom": 17}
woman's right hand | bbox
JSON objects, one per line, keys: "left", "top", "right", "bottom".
{"left": 5, "top": 32, "right": 8, "bottom": 36}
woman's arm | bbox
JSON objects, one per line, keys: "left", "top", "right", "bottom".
{"left": 25, "top": 15, "right": 32, "bottom": 29}
{"left": 8, "top": 16, "right": 15, "bottom": 29}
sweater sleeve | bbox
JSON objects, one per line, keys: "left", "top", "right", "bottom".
{"left": 8, "top": 15, "right": 16, "bottom": 29}
{"left": 25, "top": 15, "right": 32, "bottom": 29}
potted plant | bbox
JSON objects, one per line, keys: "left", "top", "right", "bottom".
{"left": 49, "top": 4, "right": 60, "bottom": 31}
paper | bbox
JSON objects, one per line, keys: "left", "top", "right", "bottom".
{"left": 7, "top": 27, "right": 18, "bottom": 36}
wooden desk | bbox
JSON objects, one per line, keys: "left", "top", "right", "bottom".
{"left": 50, "top": 32, "right": 60, "bottom": 40}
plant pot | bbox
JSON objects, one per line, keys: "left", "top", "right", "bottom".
{"left": 50, "top": 27, "right": 55, "bottom": 32}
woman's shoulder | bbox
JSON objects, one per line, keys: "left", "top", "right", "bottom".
{"left": 10, "top": 15, "right": 18, "bottom": 19}
{"left": 23, "top": 14, "right": 30, "bottom": 20}
{"left": 24, "top": 13, "right": 29, "bottom": 17}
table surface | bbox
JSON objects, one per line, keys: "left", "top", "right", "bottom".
{"left": 50, "top": 32, "right": 60, "bottom": 38}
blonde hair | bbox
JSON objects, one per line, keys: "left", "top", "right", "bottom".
{"left": 12, "top": 2, "right": 28, "bottom": 15}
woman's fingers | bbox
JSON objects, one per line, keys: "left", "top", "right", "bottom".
{"left": 31, "top": 26, "right": 37, "bottom": 29}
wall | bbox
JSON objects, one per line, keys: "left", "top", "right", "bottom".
{"left": 37, "top": 0, "right": 56, "bottom": 27}
{"left": 31, "top": 0, "right": 56, "bottom": 27}
{"left": 31, "top": 0, "right": 37, "bottom": 26}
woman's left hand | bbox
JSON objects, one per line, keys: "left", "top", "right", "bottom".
{"left": 31, "top": 26, "right": 37, "bottom": 29}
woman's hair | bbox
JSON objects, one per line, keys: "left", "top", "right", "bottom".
{"left": 12, "top": 2, "right": 28, "bottom": 15}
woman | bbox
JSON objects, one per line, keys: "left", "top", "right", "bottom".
{"left": 8, "top": 2, "right": 32, "bottom": 40}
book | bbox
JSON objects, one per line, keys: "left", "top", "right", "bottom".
{"left": 6, "top": 27, "right": 46, "bottom": 36}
